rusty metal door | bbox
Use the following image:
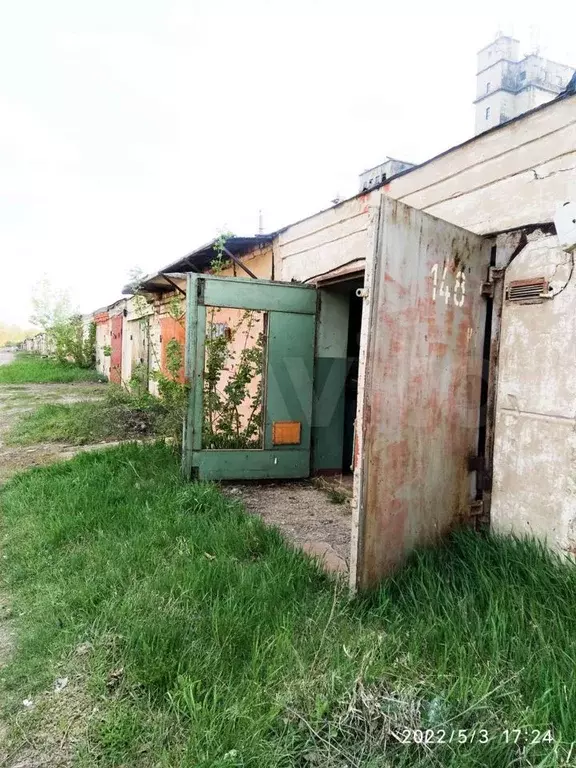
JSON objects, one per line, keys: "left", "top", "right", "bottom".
{"left": 110, "top": 315, "right": 123, "bottom": 384}
{"left": 129, "top": 316, "right": 150, "bottom": 391}
{"left": 352, "top": 197, "right": 492, "bottom": 590}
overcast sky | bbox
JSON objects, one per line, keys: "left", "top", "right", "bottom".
{"left": 0, "top": 0, "right": 573, "bottom": 325}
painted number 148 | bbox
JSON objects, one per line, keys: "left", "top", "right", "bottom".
{"left": 430, "top": 263, "right": 466, "bottom": 307}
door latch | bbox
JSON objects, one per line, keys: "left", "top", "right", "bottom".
{"left": 481, "top": 267, "right": 504, "bottom": 297}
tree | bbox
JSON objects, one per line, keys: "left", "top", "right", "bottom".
{"left": 28, "top": 277, "right": 95, "bottom": 368}
{"left": 30, "top": 276, "right": 74, "bottom": 331}
{"left": 124, "top": 266, "right": 146, "bottom": 295}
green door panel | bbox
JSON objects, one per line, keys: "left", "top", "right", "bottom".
{"left": 183, "top": 274, "right": 317, "bottom": 481}
{"left": 200, "top": 276, "right": 317, "bottom": 314}
{"left": 189, "top": 450, "right": 311, "bottom": 480}
{"left": 264, "top": 311, "right": 315, "bottom": 450}
{"left": 313, "top": 357, "right": 347, "bottom": 471}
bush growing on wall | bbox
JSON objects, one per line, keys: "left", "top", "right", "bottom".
{"left": 51, "top": 315, "right": 96, "bottom": 369}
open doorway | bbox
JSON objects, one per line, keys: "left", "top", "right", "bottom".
{"left": 343, "top": 287, "right": 363, "bottom": 474}
{"left": 313, "top": 275, "right": 364, "bottom": 478}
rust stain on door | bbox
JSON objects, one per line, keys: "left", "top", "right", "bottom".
{"left": 355, "top": 198, "right": 492, "bottom": 589}
{"left": 110, "top": 314, "right": 123, "bottom": 384}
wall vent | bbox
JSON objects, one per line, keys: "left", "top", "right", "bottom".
{"left": 505, "top": 277, "right": 550, "bottom": 304}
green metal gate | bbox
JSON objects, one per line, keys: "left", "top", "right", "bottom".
{"left": 182, "top": 274, "right": 317, "bottom": 480}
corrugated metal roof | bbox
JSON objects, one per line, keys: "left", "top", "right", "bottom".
{"left": 160, "top": 235, "right": 274, "bottom": 274}
{"left": 124, "top": 235, "right": 274, "bottom": 295}
{"left": 135, "top": 272, "right": 187, "bottom": 293}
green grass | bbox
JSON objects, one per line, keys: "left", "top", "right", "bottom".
{"left": 0, "top": 353, "right": 105, "bottom": 384}
{"left": 1, "top": 444, "right": 576, "bottom": 766}
{"left": 5, "top": 387, "right": 171, "bottom": 445}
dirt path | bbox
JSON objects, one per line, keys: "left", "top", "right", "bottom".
{"left": 0, "top": 381, "right": 108, "bottom": 486}
{"left": 226, "top": 482, "right": 352, "bottom": 574}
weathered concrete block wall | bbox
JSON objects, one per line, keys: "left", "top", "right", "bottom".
{"left": 492, "top": 230, "right": 576, "bottom": 549}
{"left": 273, "top": 95, "right": 575, "bottom": 289}
{"left": 385, "top": 93, "right": 576, "bottom": 235}
{"left": 275, "top": 192, "right": 379, "bottom": 282}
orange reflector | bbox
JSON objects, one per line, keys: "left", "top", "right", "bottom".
{"left": 272, "top": 421, "right": 302, "bottom": 445}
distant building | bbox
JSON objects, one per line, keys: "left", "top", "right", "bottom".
{"left": 474, "top": 35, "right": 574, "bottom": 135}
{"left": 359, "top": 157, "right": 415, "bottom": 192}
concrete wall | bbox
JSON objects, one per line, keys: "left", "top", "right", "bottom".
{"left": 476, "top": 58, "right": 506, "bottom": 100}
{"left": 275, "top": 191, "right": 379, "bottom": 282}
{"left": 385, "top": 93, "right": 576, "bottom": 235}
{"left": 475, "top": 62, "right": 518, "bottom": 135}
{"left": 219, "top": 242, "right": 273, "bottom": 280}
{"left": 94, "top": 310, "right": 111, "bottom": 379}
{"left": 274, "top": 94, "right": 575, "bottom": 286}
{"left": 474, "top": 37, "right": 573, "bottom": 134}
{"left": 477, "top": 36, "right": 519, "bottom": 75}
{"left": 515, "top": 85, "right": 556, "bottom": 116}
{"left": 25, "top": 332, "right": 52, "bottom": 356}
{"left": 491, "top": 230, "right": 576, "bottom": 550}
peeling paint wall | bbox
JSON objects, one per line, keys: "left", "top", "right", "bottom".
{"left": 492, "top": 230, "right": 576, "bottom": 549}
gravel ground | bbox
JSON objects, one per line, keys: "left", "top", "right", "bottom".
{"left": 225, "top": 481, "right": 352, "bottom": 575}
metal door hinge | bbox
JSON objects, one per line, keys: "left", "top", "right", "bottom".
{"left": 468, "top": 455, "right": 485, "bottom": 473}
{"left": 468, "top": 455, "right": 492, "bottom": 491}
{"left": 481, "top": 267, "right": 505, "bottom": 298}
{"left": 469, "top": 500, "right": 484, "bottom": 517}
